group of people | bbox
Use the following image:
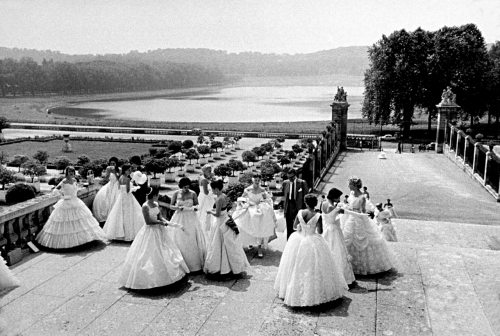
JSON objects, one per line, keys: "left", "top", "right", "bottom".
{"left": 274, "top": 176, "right": 397, "bottom": 307}
{"left": 1, "top": 156, "right": 398, "bottom": 310}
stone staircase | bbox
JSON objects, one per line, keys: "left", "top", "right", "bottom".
{"left": 388, "top": 218, "right": 500, "bottom": 335}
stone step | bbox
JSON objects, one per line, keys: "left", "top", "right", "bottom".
{"left": 393, "top": 218, "right": 500, "bottom": 250}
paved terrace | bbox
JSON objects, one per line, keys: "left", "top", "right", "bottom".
{"left": 1, "top": 146, "right": 500, "bottom": 336}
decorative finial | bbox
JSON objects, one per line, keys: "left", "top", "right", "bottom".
{"left": 334, "top": 86, "right": 347, "bottom": 102}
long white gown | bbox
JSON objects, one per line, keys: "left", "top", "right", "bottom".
{"left": 322, "top": 207, "right": 356, "bottom": 285}
{"left": 36, "top": 182, "right": 105, "bottom": 248}
{"left": 0, "top": 257, "right": 19, "bottom": 294}
{"left": 204, "top": 206, "right": 249, "bottom": 275}
{"left": 92, "top": 172, "right": 120, "bottom": 222}
{"left": 197, "top": 178, "right": 215, "bottom": 236}
{"left": 119, "top": 205, "right": 189, "bottom": 289}
{"left": 342, "top": 192, "right": 396, "bottom": 275}
{"left": 275, "top": 211, "right": 348, "bottom": 307}
{"left": 375, "top": 208, "right": 398, "bottom": 242}
{"left": 170, "top": 199, "right": 207, "bottom": 272}
{"left": 103, "top": 184, "right": 145, "bottom": 241}
{"left": 232, "top": 190, "right": 276, "bottom": 247}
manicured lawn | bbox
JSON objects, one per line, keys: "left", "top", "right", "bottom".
{"left": 0, "top": 140, "right": 154, "bottom": 163}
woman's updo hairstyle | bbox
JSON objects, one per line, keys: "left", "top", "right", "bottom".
{"left": 178, "top": 177, "right": 191, "bottom": 188}
{"left": 348, "top": 176, "right": 363, "bottom": 189}
{"left": 120, "top": 164, "right": 131, "bottom": 176}
{"left": 210, "top": 179, "right": 224, "bottom": 191}
{"left": 304, "top": 193, "right": 318, "bottom": 208}
{"left": 147, "top": 187, "right": 160, "bottom": 199}
{"left": 327, "top": 188, "right": 343, "bottom": 201}
{"left": 64, "top": 166, "right": 76, "bottom": 177}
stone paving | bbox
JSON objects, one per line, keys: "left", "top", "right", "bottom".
{"left": 1, "top": 147, "right": 500, "bottom": 336}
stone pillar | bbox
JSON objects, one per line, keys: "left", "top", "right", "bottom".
{"left": 331, "top": 87, "right": 349, "bottom": 149}
{"left": 455, "top": 132, "right": 461, "bottom": 159}
{"left": 473, "top": 143, "right": 479, "bottom": 173}
{"left": 435, "top": 87, "right": 460, "bottom": 154}
{"left": 484, "top": 152, "right": 490, "bottom": 186}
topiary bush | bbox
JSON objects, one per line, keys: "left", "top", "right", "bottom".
{"left": 5, "top": 183, "right": 37, "bottom": 204}
{"left": 48, "top": 176, "right": 65, "bottom": 186}
{"left": 224, "top": 182, "right": 246, "bottom": 204}
{"left": 0, "top": 167, "right": 16, "bottom": 190}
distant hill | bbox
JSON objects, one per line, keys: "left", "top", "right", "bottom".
{"left": 0, "top": 46, "right": 370, "bottom": 77}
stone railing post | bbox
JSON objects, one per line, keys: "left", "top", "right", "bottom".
{"left": 473, "top": 143, "right": 479, "bottom": 173}
{"left": 331, "top": 87, "right": 349, "bottom": 149}
{"left": 484, "top": 151, "right": 491, "bottom": 186}
{"left": 455, "top": 132, "right": 461, "bottom": 159}
{"left": 436, "top": 87, "right": 460, "bottom": 153}
{"left": 449, "top": 126, "right": 455, "bottom": 151}
{"left": 464, "top": 136, "right": 470, "bottom": 165}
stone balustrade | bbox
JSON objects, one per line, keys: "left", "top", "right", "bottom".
{"left": 0, "top": 183, "right": 100, "bottom": 265}
{"left": 445, "top": 123, "right": 500, "bottom": 201}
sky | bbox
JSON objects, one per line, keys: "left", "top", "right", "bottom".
{"left": 1, "top": 0, "right": 499, "bottom": 55}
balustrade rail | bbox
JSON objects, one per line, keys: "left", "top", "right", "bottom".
{"left": 0, "top": 184, "right": 100, "bottom": 265}
{"left": 445, "top": 123, "right": 500, "bottom": 201}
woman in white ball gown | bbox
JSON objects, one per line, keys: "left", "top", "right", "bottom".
{"left": 36, "top": 166, "right": 106, "bottom": 249}
{"left": 275, "top": 194, "right": 348, "bottom": 307}
{"left": 198, "top": 164, "right": 215, "bottom": 237}
{"left": 119, "top": 187, "right": 188, "bottom": 289}
{"left": 232, "top": 173, "right": 276, "bottom": 258}
{"left": 92, "top": 157, "right": 120, "bottom": 223}
{"left": 0, "top": 256, "right": 19, "bottom": 295}
{"left": 204, "top": 179, "right": 249, "bottom": 276}
{"left": 342, "top": 176, "right": 395, "bottom": 275}
{"left": 321, "top": 188, "right": 356, "bottom": 285}
{"left": 103, "top": 164, "right": 145, "bottom": 241}
{"left": 170, "top": 177, "right": 207, "bottom": 273}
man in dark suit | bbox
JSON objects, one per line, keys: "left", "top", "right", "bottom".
{"left": 282, "top": 169, "right": 309, "bottom": 240}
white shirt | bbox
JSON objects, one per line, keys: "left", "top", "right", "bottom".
{"left": 289, "top": 179, "right": 296, "bottom": 200}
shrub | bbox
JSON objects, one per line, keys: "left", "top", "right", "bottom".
{"left": 197, "top": 135, "right": 205, "bottom": 144}
{"left": 145, "top": 158, "right": 168, "bottom": 178}
{"left": 79, "top": 159, "right": 107, "bottom": 179}
{"left": 238, "top": 172, "right": 253, "bottom": 185}
{"left": 0, "top": 167, "right": 16, "bottom": 190}
{"left": 211, "top": 141, "right": 223, "bottom": 152}
{"left": 292, "top": 144, "right": 304, "bottom": 154}
{"left": 251, "top": 146, "right": 266, "bottom": 159}
{"left": 0, "top": 151, "right": 8, "bottom": 165}
{"left": 165, "top": 157, "right": 179, "bottom": 173}
{"left": 185, "top": 148, "right": 199, "bottom": 164}
{"left": 197, "top": 145, "right": 211, "bottom": 158}
{"left": 48, "top": 176, "right": 65, "bottom": 186}
{"left": 214, "top": 164, "right": 231, "bottom": 180}
{"left": 5, "top": 183, "right": 37, "bottom": 203}
{"left": 54, "top": 156, "right": 71, "bottom": 172}
{"left": 0, "top": 116, "right": 9, "bottom": 131}
{"left": 75, "top": 155, "right": 91, "bottom": 166}
{"left": 190, "top": 179, "right": 200, "bottom": 196}
{"left": 22, "top": 160, "right": 47, "bottom": 182}
{"left": 261, "top": 142, "right": 274, "bottom": 153}
{"left": 227, "top": 159, "right": 245, "bottom": 176}
{"left": 241, "top": 150, "right": 257, "bottom": 166}
{"left": 260, "top": 159, "right": 281, "bottom": 181}
{"left": 224, "top": 182, "right": 246, "bottom": 204}
{"left": 148, "top": 147, "right": 158, "bottom": 157}
{"left": 168, "top": 141, "right": 183, "bottom": 154}
{"left": 10, "top": 155, "right": 29, "bottom": 172}
{"left": 155, "top": 148, "right": 169, "bottom": 159}
{"left": 33, "top": 150, "right": 50, "bottom": 164}
{"left": 182, "top": 139, "right": 194, "bottom": 150}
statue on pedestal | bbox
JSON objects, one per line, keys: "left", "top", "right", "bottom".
{"left": 440, "top": 86, "right": 457, "bottom": 105}
{"left": 62, "top": 134, "right": 73, "bottom": 153}
{"left": 334, "top": 86, "right": 348, "bottom": 102}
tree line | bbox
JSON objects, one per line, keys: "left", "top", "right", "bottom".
{"left": 362, "top": 24, "right": 500, "bottom": 137}
{"left": 0, "top": 57, "right": 226, "bottom": 97}
{"left": 0, "top": 46, "right": 369, "bottom": 79}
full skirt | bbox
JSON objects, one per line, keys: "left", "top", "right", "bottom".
{"left": 198, "top": 192, "right": 215, "bottom": 238}
{"left": 103, "top": 192, "right": 145, "bottom": 241}
{"left": 36, "top": 197, "right": 105, "bottom": 249}
{"left": 343, "top": 213, "right": 396, "bottom": 275}
{"left": 204, "top": 213, "right": 249, "bottom": 275}
{"left": 119, "top": 225, "right": 189, "bottom": 289}
{"left": 274, "top": 232, "right": 348, "bottom": 307}
{"left": 171, "top": 210, "right": 207, "bottom": 272}
{"left": 0, "top": 257, "right": 19, "bottom": 294}
{"left": 92, "top": 181, "right": 119, "bottom": 222}
{"left": 323, "top": 224, "right": 356, "bottom": 285}
{"left": 233, "top": 202, "right": 276, "bottom": 247}
{"left": 379, "top": 222, "right": 398, "bottom": 242}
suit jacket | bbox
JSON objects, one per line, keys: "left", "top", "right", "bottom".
{"left": 282, "top": 178, "right": 308, "bottom": 213}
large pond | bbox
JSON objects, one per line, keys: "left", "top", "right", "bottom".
{"left": 55, "top": 86, "right": 365, "bottom": 123}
